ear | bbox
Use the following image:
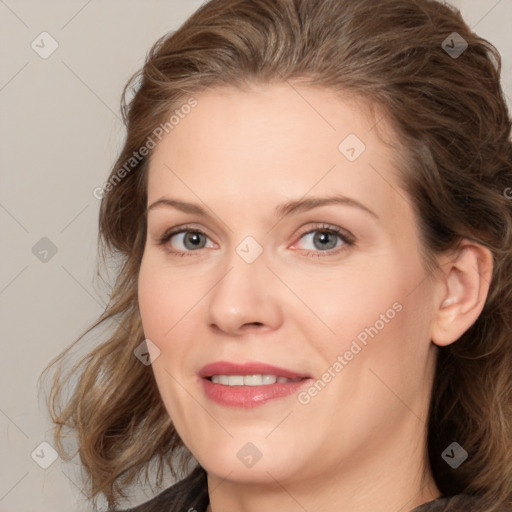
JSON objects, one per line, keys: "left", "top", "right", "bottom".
{"left": 431, "top": 240, "right": 493, "bottom": 347}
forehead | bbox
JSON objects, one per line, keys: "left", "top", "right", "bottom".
{"left": 146, "top": 83, "right": 412, "bottom": 231}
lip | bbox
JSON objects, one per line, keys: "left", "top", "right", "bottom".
{"left": 199, "top": 361, "right": 313, "bottom": 409}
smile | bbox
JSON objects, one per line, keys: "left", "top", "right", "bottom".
{"left": 199, "top": 362, "right": 312, "bottom": 408}
{"left": 209, "top": 374, "right": 303, "bottom": 386}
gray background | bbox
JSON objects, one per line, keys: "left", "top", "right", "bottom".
{"left": 0, "top": 1, "right": 511, "bottom": 511}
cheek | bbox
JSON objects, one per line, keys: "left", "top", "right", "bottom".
{"left": 300, "top": 253, "right": 431, "bottom": 371}
{"left": 330, "top": 271, "right": 434, "bottom": 412}
{"left": 294, "top": 260, "right": 405, "bottom": 332}
{"left": 137, "top": 253, "right": 206, "bottom": 393}
{"left": 138, "top": 259, "right": 164, "bottom": 338}
{"left": 137, "top": 257, "right": 196, "bottom": 424}
{"left": 137, "top": 254, "right": 192, "bottom": 339}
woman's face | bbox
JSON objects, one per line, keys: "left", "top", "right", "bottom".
{"left": 138, "top": 83, "right": 440, "bottom": 488}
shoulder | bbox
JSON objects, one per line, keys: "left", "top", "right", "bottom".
{"left": 113, "top": 465, "right": 209, "bottom": 512}
{"left": 411, "top": 494, "right": 512, "bottom": 512}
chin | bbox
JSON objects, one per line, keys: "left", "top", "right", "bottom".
{"left": 199, "top": 453, "right": 296, "bottom": 484}
{"left": 185, "top": 433, "right": 294, "bottom": 479}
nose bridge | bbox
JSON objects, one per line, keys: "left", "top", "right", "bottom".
{"left": 206, "top": 235, "right": 282, "bottom": 334}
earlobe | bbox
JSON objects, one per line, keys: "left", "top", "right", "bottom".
{"left": 431, "top": 241, "right": 493, "bottom": 347}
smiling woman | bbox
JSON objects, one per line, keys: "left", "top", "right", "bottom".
{"left": 41, "top": 0, "right": 512, "bottom": 511}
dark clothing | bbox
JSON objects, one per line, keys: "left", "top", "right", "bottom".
{"left": 117, "top": 466, "right": 209, "bottom": 512}
{"left": 412, "top": 494, "right": 512, "bottom": 511}
{"left": 117, "top": 466, "right": 512, "bottom": 512}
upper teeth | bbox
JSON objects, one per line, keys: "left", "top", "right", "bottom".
{"left": 210, "top": 374, "right": 301, "bottom": 386}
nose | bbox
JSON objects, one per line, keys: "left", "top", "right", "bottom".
{"left": 206, "top": 249, "right": 283, "bottom": 337}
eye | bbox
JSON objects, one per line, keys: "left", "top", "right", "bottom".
{"left": 158, "top": 225, "right": 215, "bottom": 255}
{"left": 157, "top": 222, "right": 355, "bottom": 258}
{"left": 291, "top": 223, "right": 355, "bottom": 257}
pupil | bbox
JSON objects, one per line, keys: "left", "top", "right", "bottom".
{"left": 185, "top": 232, "right": 203, "bottom": 249}
{"left": 315, "top": 231, "right": 336, "bottom": 250}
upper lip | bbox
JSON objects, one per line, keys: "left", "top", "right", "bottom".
{"left": 199, "top": 361, "right": 311, "bottom": 380}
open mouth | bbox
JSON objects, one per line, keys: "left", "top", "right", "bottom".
{"left": 202, "top": 376, "right": 311, "bottom": 408}
{"left": 207, "top": 374, "right": 305, "bottom": 386}
{"left": 199, "top": 362, "right": 313, "bottom": 408}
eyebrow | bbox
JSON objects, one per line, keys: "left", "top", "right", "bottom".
{"left": 147, "top": 194, "right": 378, "bottom": 220}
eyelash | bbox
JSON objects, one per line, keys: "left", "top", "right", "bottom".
{"left": 157, "top": 223, "right": 356, "bottom": 259}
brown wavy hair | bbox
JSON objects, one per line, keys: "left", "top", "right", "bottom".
{"left": 41, "top": 0, "right": 512, "bottom": 509}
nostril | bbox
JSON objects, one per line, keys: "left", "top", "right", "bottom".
{"left": 241, "top": 322, "right": 263, "bottom": 329}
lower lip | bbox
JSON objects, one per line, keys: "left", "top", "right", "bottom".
{"left": 202, "top": 378, "right": 312, "bottom": 408}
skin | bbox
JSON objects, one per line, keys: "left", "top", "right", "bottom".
{"left": 137, "top": 83, "right": 493, "bottom": 512}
